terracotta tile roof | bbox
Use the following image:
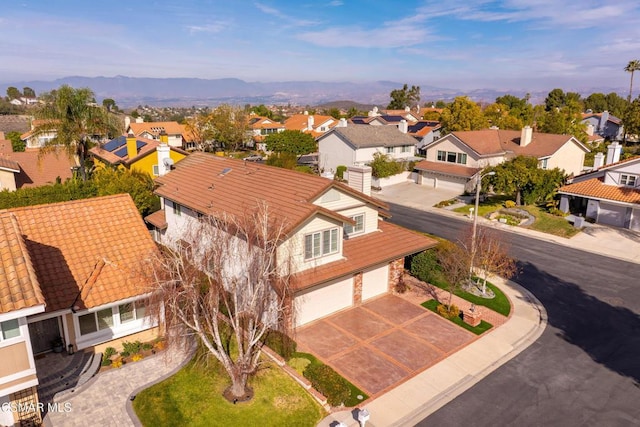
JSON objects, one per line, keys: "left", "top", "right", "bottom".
{"left": 0, "top": 213, "right": 45, "bottom": 314}
{"left": 4, "top": 194, "right": 159, "bottom": 312}
{"left": 0, "top": 149, "right": 77, "bottom": 188}
{"left": 558, "top": 177, "right": 640, "bottom": 204}
{"left": 128, "top": 121, "right": 186, "bottom": 137}
{"left": 320, "top": 124, "right": 419, "bottom": 149}
{"left": 414, "top": 160, "right": 480, "bottom": 178}
{"left": 153, "top": 152, "right": 388, "bottom": 235}
{"left": 0, "top": 156, "right": 20, "bottom": 172}
{"left": 291, "top": 221, "right": 437, "bottom": 291}
{"left": 284, "top": 114, "right": 337, "bottom": 133}
{"left": 380, "top": 110, "right": 420, "bottom": 121}
{"left": 250, "top": 117, "right": 284, "bottom": 130}
{"left": 145, "top": 209, "right": 167, "bottom": 230}
{"left": 449, "top": 129, "right": 588, "bottom": 158}
{"left": 90, "top": 135, "right": 188, "bottom": 167}
{"left": 20, "top": 119, "right": 59, "bottom": 140}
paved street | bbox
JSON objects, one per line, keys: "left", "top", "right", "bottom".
{"left": 387, "top": 204, "right": 640, "bottom": 426}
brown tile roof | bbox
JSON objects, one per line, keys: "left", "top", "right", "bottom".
{"left": 250, "top": 117, "right": 284, "bottom": 130}
{"left": 4, "top": 194, "right": 159, "bottom": 312}
{"left": 414, "top": 160, "right": 480, "bottom": 178}
{"left": 0, "top": 115, "right": 30, "bottom": 134}
{"left": 284, "top": 114, "right": 337, "bottom": 133}
{"left": 153, "top": 152, "right": 388, "bottom": 235}
{"left": 145, "top": 209, "right": 167, "bottom": 230}
{"left": 0, "top": 149, "right": 77, "bottom": 188}
{"left": 449, "top": 129, "right": 588, "bottom": 158}
{"left": 0, "top": 213, "right": 45, "bottom": 314}
{"left": 128, "top": 121, "right": 186, "bottom": 137}
{"left": 291, "top": 221, "right": 437, "bottom": 291}
{"left": 320, "top": 124, "right": 419, "bottom": 149}
{"left": 558, "top": 178, "right": 640, "bottom": 204}
{"left": 0, "top": 156, "right": 20, "bottom": 172}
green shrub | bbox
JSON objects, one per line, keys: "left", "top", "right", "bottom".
{"left": 104, "top": 347, "right": 117, "bottom": 359}
{"left": 335, "top": 165, "right": 347, "bottom": 180}
{"left": 304, "top": 363, "right": 351, "bottom": 406}
{"left": 369, "top": 152, "right": 404, "bottom": 178}
{"left": 142, "top": 343, "right": 154, "bottom": 351}
{"left": 122, "top": 340, "right": 142, "bottom": 355}
{"left": 263, "top": 330, "right": 297, "bottom": 361}
{"left": 410, "top": 249, "right": 442, "bottom": 285}
{"left": 101, "top": 358, "right": 112, "bottom": 367}
{"left": 288, "top": 357, "right": 311, "bottom": 375}
{"left": 504, "top": 200, "right": 516, "bottom": 208}
{"left": 120, "top": 351, "right": 130, "bottom": 358}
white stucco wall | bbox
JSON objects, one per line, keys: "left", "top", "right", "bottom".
{"left": 318, "top": 133, "right": 356, "bottom": 174}
{"left": 545, "top": 140, "right": 587, "bottom": 177}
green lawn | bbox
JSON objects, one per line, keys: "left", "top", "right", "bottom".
{"left": 427, "top": 277, "right": 511, "bottom": 316}
{"left": 133, "top": 358, "right": 326, "bottom": 427}
{"left": 452, "top": 196, "right": 579, "bottom": 238}
{"left": 421, "top": 300, "right": 493, "bottom": 335}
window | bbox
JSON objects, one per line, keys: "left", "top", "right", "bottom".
{"left": 437, "top": 150, "right": 466, "bottom": 164}
{"left": 540, "top": 158, "right": 548, "bottom": 169}
{"left": 386, "top": 147, "right": 395, "bottom": 154}
{"left": 304, "top": 228, "right": 339, "bottom": 260}
{"left": 119, "top": 303, "right": 135, "bottom": 323}
{"left": 173, "top": 202, "right": 182, "bottom": 216}
{"left": 78, "top": 313, "right": 98, "bottom": 335}
{"left": 344, "top": 214, "right": 365, "bottom": 235}
{"left": 457, "top": 153, "right": 467, "bottom": 164}
{"left": 437, "top": 150, "right": 446, "bottom": 161}
{"left": 621, "top": 174, "right": 637, "bottom": 186}
{"left": 447, "top": 152, "right": 457, "bottom": 163}
{"left": 78, "top": 301, "right": 146, "bottom": 336}
{"left": 401, "top": 145, "right": 411, "bottom": 153}
{"left": 152, "top": 165, "right": 159, "bottom": 176}
{"left": 1, "top": 319, "right": 20, "bottom": 340}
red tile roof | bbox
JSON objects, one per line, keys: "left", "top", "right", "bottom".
{"left": 284, "top": 114, "right": 337, "bottom": 135}
{"left": 154, "top": 152, "right": 388, "bottom": 235}
{"left": 414, "top": 160, "right": 480, "bottom": 178}
{"left": 0, "top": 213, "right": 45, "bottom": 314}
{"left": 128, "top": 121, "right": 186, "bottom": 137}
{"left": 558, "top": 178, "right": 640, "bottom": 204}
{"left": 0, "top": 149, "right": 77, "bottom": 188}
{"left": 4, "top": 194, "right": 159, "bottom": 312}
{"left": 291, "top": 221, "right": 437, "bottom": 291}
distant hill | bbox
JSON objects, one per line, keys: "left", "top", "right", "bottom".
{"left": 2, "top": 75, "right": 627, "bottom": 108}
{"left": 314, "top": 100, "right": 376, "bottom": 112}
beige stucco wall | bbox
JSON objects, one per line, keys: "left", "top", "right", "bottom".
{"left": 425, "top": 136, "right": 504, "bottom": 168}
{"left": 0, "top": 342, "right": 30, "bottom": 378}
{"left": 0, "top": 169, "right": 16, "bottom": 191}
{"left": 546, "top": 141, "right": 587, "bottom": 177}
{"left": 89, "top": 326, "right": 160, "bottom": 354}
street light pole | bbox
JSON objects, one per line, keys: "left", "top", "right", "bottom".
{"left": 470, "top": 171, "right": 495, "bottom": 278}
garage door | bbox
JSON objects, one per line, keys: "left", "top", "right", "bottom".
{"left": 631, "top": 209, "right": 640, "bottom": 231}
{"left": 420, "top": 172, "right": 466, "bottom": 192}
{"left": 362, "top": 264, "right": 389, "bottom": 301}
{"left": 294, "top": 277, "right": 353, "bottom": 327}
{"left": 598, "top": 203, "right": 626, "bottom": 228}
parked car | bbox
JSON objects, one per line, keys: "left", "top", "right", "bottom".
{"left": 244, "top": 154, "right": 263, "bottom": 162}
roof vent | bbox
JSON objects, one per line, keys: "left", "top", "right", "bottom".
{"left": 219, "top": 167, "right": 232, "bottom": 177}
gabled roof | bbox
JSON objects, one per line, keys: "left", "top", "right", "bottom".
{"left": 349, "top": 116, "right": 388, "bottom": 125}
{"left": 408, "top": 121, "right": 441, "bottom": 137}
{"left": 90, "top": 135, "right": 187, "bottom": 166}
{"left": 0, "top": 213, "right": 45, "bottom": 314}
{"left": 318, "top": 124, "right": 418, "bottom": 149}
{"left": 128, "top": 121, "right": 186, "bottom": 137}
{"left": 0, "top": 156, "right": 20, "bottom": 172}
{"left": 0, "top": 115, "right": 30, "bottom": 134}
{"left": 581, "top": 112, "right": 622, "bottom": 125}
{"left": 250, "top": 116, "right": 284, "bottom": 129}
{"left": 284, "top": 114, "right": 337, "bottom": 134}
{"left": 414, "top": 160, "right": 480, "bottom": 178}
{"left": 571, "top": 155, "right": 640, "bottom": 181}
{"left": 291, "top": 221, "right": 437, "bottom": 291}
{"left": 4, "top": 194, "right": 159, "bottom": 312}
{"left": 437, "top": 129, "right": 589, "bottom": 158}
{"left": 153, "top": 152, "right": 388, "bottom": 236}
{"left": 558, "top": 177, "right": 640, "bottom": 204}
{"left": 0, "top": 147, "right": 77, "bottom": 188}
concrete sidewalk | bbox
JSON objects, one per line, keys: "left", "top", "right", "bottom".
{"left": 375, "top": 182, "right": 640, "bottom": 264}
{"left": 318, "top": 278, "right": 546, "bottom": 427}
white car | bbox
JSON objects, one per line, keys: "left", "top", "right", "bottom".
{"left": 244, "top": 154, "right": 263, "bottom": 162}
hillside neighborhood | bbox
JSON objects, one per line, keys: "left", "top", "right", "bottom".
{"left": 1, "top": 75, "right": 639, "bottom": 427}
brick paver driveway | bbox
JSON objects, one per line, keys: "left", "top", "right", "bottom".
{"left": 295, "top": 294, "right": 476, "bottom": 397}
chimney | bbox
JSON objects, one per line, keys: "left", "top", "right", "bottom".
{"left": 606, "top": 141, "right": 621, "bottom": 165}
{"left": 135, "top": 117, "right": 144, "bottom": 123}
{"left": 404, "top": 106, "right": 410, "bottom": 112}
{"left": 586, "top": 123, "right": 594, "bottom": 136}
{"left": 126, "top": 132, "right": 137, "bottom": 159}
{"left": 157, "top": 142, "right": 172, "bottom": 176}
{"left": 520, "top": 126, "right": 533, "bottom": 147}
{"left": 307, "top": 115, "right": 314, "bottom": 130}
{"left": 600, "top": 111, "right": 609, "bottom": 131}
{"left": 398, "top": 119, "right": 408, "bottom": 134}
{"left": 124, "top": 116, "right": 131, "bottom": 129}
{"left": 347, "top": 165, "right": 372, "bottom": 196}
{"left": 159, "top": 130, "right": 169, "bottom": 145}
{"left": 338, "top": 118, "right": 348, "bottom": 127}
{"left": 593, "top": 152, "right": 605, "bottom": 169}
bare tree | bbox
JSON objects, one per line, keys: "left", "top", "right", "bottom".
{"left": 146, "top": 202, "right": 293, "bottom": 400}
{"left": 436, "top": 240, "right": 471, "bottom": 317}
{"left": 474, "top": 227, "right": 517, "bottom": 295}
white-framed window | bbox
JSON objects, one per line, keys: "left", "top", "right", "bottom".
{"left": 344, "top": 213, "right": 365, "bottom": 236}
{"left": 173, "top": 201, "right": 182, "bottom": 216}
{"left": 401, "top": 145, "right": 411, "bottom": 153}
{"left": 304, "top": 228, "right": 339, "bottom": 260}
{"left": 0, "top": 319, "right": 20, "bottom": 341}
{"left": 437, "top": 150, "right": 466, "bottom": 164}
{"left": 540, "top": 158, "right": 549, "bottom": 169}
{"left": 621, "top": 174, "right": 637, "bottom": 186}
{"left": 152, "top": 165, "right": 159, "bottom": 176}
{"left": 386, "top": 147, "right": 395, "bottom": 154}
{"left": 77, "top": 301, "right": 147, "bottom": 336}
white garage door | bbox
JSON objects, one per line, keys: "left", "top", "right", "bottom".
{"left": 420, "top": 172, "right": 466, "bottom": 192}
{"left": 598, "top": 203, "right": 626, "bottom": 228}
{"left": 631, "top": 209, "right": 640, "bottom": 231}
{"left": 362, "top": 264, "right": 389, "bottom": 301}
{"left": 294, "top": 277, "right": 353, "bottom": 327}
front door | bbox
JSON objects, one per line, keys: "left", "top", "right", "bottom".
{"left": 28, "top": 317, "right": 61, "bottom": 354}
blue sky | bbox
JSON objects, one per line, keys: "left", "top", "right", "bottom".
{"left": 2, "top": 0, "right": 640, "bottom": 91}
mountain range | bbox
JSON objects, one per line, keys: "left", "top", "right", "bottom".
{"left": 2, "top": 76, "right": 626, "bottom": 108}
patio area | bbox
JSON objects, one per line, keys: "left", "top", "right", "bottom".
{"left": 295, "top": 294, "right": 476, "bottom": 397}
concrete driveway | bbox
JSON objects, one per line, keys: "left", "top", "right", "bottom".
{"left": 373, "top": 182, "right": 463, "bottom": 211}
{"left": 295, "top": 294, "right": 474, "bottom": 397}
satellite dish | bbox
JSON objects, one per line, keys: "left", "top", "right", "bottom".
{"left": 163, "top": 158, "right": 174, "bottom": 167}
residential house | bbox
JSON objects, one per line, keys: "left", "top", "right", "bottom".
{"left": 20, "top": 120, "right": 59, "bottom": 149}
{"left": 0, "top": 138, "right": 78, "bottom": 191}
{"left": 90, "top": 132, "right": 187, "bottom": 177}
{"left": 284, "top": 113, "right": 338, "bottom": 137}
{"left": 0, "top": 194, "right": 159, "bottom": 425}
{"left": 249, "top": 116, "right": 285, "bottom": 151}
{"left": 125, "top": 118, "right": 193, "bottom": 150}
{"left": 317, "top": 122, "right": 420, "bottom": 177}
{"left": 558, "top": 142, "right": 640, "bottom": 230}
{"left": 415, "top": 127, "right": 590, "bottom": 193}
{"left": 145, "top": 153, "right": 436, "bottom": 327}
{"left": 367, "top": 106, "right": 422, "bottom": 122}
{"left": 581, "top": 111, "right": 624, "bottom": 141}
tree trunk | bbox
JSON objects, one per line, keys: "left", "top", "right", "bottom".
{"left": 228, "top": 372, "right": 248, "bottom": 398}
{"left": 515, "top": 189, "right": 522, "bottom": 206}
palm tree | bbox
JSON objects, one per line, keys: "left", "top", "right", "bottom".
{"left": 33, "top": 85, "right": 122, "bottom": 180}
{"left": 625, "top": 60, "right": 640, "bottom": 101}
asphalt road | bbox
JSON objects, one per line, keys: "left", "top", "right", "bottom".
{"left": 387, "top": 203, "right": 640, "bottom": 427}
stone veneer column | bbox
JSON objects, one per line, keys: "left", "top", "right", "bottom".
{"left": 388, "top": 258, "right": 405, "bottom": 291}
{"left": 353, "top": 272, "right": 363, "bottom": 305}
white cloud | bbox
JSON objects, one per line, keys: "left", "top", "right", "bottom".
{"left": 186, "top": 22, "right": 229, "bottom": 34}
{"left": 254, "top": 2, "right": 318, "bottom": 27}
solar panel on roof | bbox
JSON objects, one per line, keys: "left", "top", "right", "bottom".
{"left": 102, "top": 136, "right": 126, "bottom": 152}
{"left": 136, "top": 140, "right": 146, "bottom": 150}
{"left": 114, "top": 147, "right": 128, "bottom": 158}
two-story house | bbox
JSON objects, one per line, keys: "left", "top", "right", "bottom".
{"left": 415, "top": 127, "right": 590, "bottom": 193}
{"left": 145, "top": 152, "right": 436, "bottom": 327}
{"left": 20, "top": 120, "right": 59, "bottom": 150}
{"left": 317, "top": 122, "right": 420, "bottom": 177}
{"left": 248, "top": 116, "right": 285, "bottom": 151}
{"left": 126, "top": 118, "right": 192, "bottom": 149}
{"left": 284, "top": 113, "right": 338, "bottom": 137}
{"left": 558, "top": 142, "right": 640, "bottom": 230}
{"left": 580, "top": 111, "right": 624, "bottom": 141}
